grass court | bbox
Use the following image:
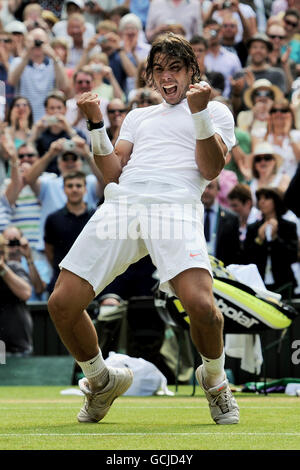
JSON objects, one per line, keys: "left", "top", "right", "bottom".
{"left": 0, "top": 385, "right": 299, "bottom": 451}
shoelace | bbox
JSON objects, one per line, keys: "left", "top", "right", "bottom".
{"left": 210, "top": 389, "right": 233, "bottom": 414}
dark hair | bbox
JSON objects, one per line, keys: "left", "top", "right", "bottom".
{"left": 145, "top": 33, "right": 201, "bottom": 88}
{"left": 108, "top": 6, "right": 130, "bottom": 19}
{"left": 227, "top": 184, "right": 253, "bottom": 204}
{"left": 73, "top": 68, "right": 94, "bottom": 83}
{"left": 284, "top": 9, "right": 300, "bottom": 21}
{"left": 63, "top": 171, "right": 86, "bottom": 185}
{"left": 6, "top": 96, "right": 33, "bottom": 128}
{"left": 44, "top": 90, "right": 67, "bottom": 108}
{"left": 189, "top": 35, "right": 208, "bottom": 49}
{"left": 17, "top": 142, "right": 38, "bottom": 155}
{"left": 205, "top": 71, "right": 225, "bottom": 92}
{"left": 256, "top": 187, "right": 287, "bottom": 217}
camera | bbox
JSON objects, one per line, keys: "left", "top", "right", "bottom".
{"left": 223, "top": 1, "right": 232, "bottom": 9}
{"left": 90, "top": 63, "right": 103, "bottom": 73}
{"left": 97, "top": 36, "right": 108, "bottom": 45}
{"left": 210, "top": 30, "right": 218, "bottom": 38}
{"left": 34, "top": 39, "right": 43, "bottom": 47}
{"left": 46, "top": 116, "right": 58, "bottom": 125}
{"left": 8, "top": 239, "right": 21, "bottom": 247}
{"left": 63, "top": 140, "right": 76, "bottom": 151}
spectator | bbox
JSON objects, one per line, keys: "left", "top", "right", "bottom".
{"left": 282, "top": 9, "right": 300, "bottom": 65}
{"left": 267, "top": 21, "right": 296, "bottom": 89}
{"left": 4, "top": 95, "right": 34, "bottom": 149}
{"left": 237, "top": 78, "right": 283, "bottom": 135}
{"left": 201, "top": 178, "right": 241, "bottom": 266}
{"left": 0, "top": 28, "right": 16, "bottom": 108}
{"left": 120, "top": 1, "right": 150, "bottom": 30}
{"left": 220, "top": 12, "right": 250, "bottom": 67}
{"left": 249, "top": 141, "right": 291, "bottom": 202}
{"left": 119, "top": 13, "right": 151, "bottom": 65}
{"left": 284, "top": 162, "right": 300, "bottom": 217}
{"left": 52, "top": 0, "right": 95, "bottom": 40}
{"left": 243, "top": 187, "right": 298, "bottom": 298}
{"left": 22, "top": 2, "right": 50, "bottom": 33}
{"left": 0, "top": 232, "right": 33, "bottom": 355}
{"left": 231, "top": 33, "right": 288, "bottom": 115}
{"left": 4, "top": 20, "right": 27, "bottom": 60}
{"left": 65, "top": 67, "right": 109, "bottom": 140}
{"left": 83, "top": 0, "right": 118, "bottom": 28}
{"left": 65, "top": 13, "right": 90, "bottom": 70}
{"left": 41, "top": 10, "right": 60, "bottom": 35}
{"left": 146, "top": 0, "right": 202, "bottom": 42}
{"left": 202, "top": 0, "right": 257, "bottom": 44}
{"left": 7, "top": 27, "right": 68, "bottom": 121}
{"left": 106, "top": 98, "right": 127, "bottom": 145}
{"left": 2, "top": 225, "right": 47, "bottom": 300}
{"left": 189, "top": 35, "right": 208, "bottom": 75}
{"left": 88, "top": 52, "right": 124, "bottom": 101}
{"left": 95, "top": 19, "right": 137, "bottom": 94}
{"left": 108, "top": 5, "right": 130, "bottom": 29}
{"left": 24, "top": 138, "right": 104, "bottom": 251}
{"left": 227, "top": 183, "right": 261, "bottom": 247}
{"left": 30, "top": 90, "right": 86, "bottom": 175}
{"left": 44, "top": 170, "right": 95, "bottom": 293}
{"left": 254, "top": 99, "right": 300, "bottom": 180}
{"left": 203, "top": 20, "right": 242, "bottom": 97}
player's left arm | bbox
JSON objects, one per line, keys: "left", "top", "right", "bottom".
{"left": 187, "top": 82, "right": 231, "bottom": 181}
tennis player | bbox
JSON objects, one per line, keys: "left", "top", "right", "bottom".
{"left": 48, "top": 33, "right": 239, "bottom": 425}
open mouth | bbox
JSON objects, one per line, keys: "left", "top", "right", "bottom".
{"left": 162, "top": 84, "right": 177, "bottom": 97}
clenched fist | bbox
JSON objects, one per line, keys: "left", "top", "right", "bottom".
{"left": 77, "top": 92, "right": 103, "bottom": 123}
{"left": 186, "top": 81, "right": 211, "bottom": 114}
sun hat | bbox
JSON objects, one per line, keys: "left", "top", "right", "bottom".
{"left": 244, "top": 79, "right": 283, "bottom": 109}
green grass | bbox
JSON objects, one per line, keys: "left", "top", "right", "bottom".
{"left": 0, "top": 385, "right": 299, "bottom": 450}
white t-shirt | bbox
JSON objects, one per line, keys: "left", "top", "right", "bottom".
{"left": 117, "top": 99, "right": 236, "bottom": 199}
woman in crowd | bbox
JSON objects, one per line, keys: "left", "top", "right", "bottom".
{"left": 249, "top": 141, "right": 290, "bottom": 202}
{"left": 4, "top": 96, "right": 34, "bottom": 149}
{"left": 243, "top": 187, "right": 298, "bottom": 298}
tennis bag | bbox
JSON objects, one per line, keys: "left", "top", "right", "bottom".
{"left": 154, "top": 257, "right": 298, "bottom": 333}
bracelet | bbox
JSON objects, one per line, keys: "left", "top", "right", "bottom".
{"left": 90, "top": 127, "right": 114, "bottom": 156}
{"left": 192, "top": 108, "right": 215, "bottom": 140}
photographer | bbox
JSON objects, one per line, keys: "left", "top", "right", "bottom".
{"left": 0, "top": 233, "right": 33, "bottom": 355}
{"left": 7, "top": 28, "right": 68, "bottom": 121}
{"left": 30, "top": 90, "right": 86, "bottom": 175}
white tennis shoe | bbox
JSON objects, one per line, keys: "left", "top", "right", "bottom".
{"left": 77, "top": 366, "right": 133, "bottom": 423}
{"left": 196, "top": 365, "right": 240, "bottom": 425}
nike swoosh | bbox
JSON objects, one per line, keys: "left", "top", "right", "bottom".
{"left": 190, "top": 253, "right": 201, "bottom": 258}
{"left": 89, "top": 359, "right": 97, "bottom": 365}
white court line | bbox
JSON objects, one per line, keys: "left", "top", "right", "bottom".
{"left": 0, "top": 406, "right": 298, "bottom": 410}
{"left": 0, "top": 432, "right": 300, "bottom": 437}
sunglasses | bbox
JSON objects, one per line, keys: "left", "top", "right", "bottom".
{"left": 65, "top": 183, "right": 85, "bottom": 189}
{"left": 62, "top": 154, "right": 78, "bottom": 161}
{"left": 76, "top": 80, "right": 92, "bottom": 85}
{"left": 252, "top": 90, "right": 274, "bottom": 99}
{"left": 254, "top": 154, "right": 274, "bottom": 163}
{"left": 18, "top": 153, "right": 36, "bottom": 159}
{"left": 108, "top": 109, "right": 127, "bottom": 114}
{"left": 270, "top": 108, "right": 290, "bottom": 114}
{"left": 268, "top": 34, "right": 286, "bottom": 40}
{"left": 284, "top": 18, "right": 299, "bottom": 27}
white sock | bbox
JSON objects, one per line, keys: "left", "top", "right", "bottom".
{"left": 77, "top": 349, "right": 109, "bottom": 391}
{"left": 200, "top": 350, "right": 226, "bottom": 388}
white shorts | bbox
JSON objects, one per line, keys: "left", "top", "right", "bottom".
{"left": 59, "top": 181, "right": 212, "bottom": 296}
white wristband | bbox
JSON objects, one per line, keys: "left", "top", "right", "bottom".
{"left": 192, "top": 108, "right": 215, "bottom": 140}
{"left": 90, "top": 127, "right": 114, "bottom": 156}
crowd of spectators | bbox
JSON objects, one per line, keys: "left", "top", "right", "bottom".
{"left": 0, "top": 0, "right": 300, "bottom": 355}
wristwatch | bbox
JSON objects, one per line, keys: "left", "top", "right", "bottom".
{"left": 86, "top": 120, "right": 104, "bottom": 131}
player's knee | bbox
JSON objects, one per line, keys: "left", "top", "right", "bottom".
{"left": 186, "top": 295, "right": 222, "bottom": 329}
{"left": 48, "top": 289, "right": 72, "bottom": 325}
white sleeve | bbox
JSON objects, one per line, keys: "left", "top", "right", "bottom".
{"left": 208, "top": 101, "right": 236, "bottom": 151}
{"left": 117, "top": 109, "right": 140, "bottom": 144}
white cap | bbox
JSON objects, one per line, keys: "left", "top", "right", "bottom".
{"left": 66, "top": 0, "right": 84, "bottom": 8}
{"left": 4, "top": 20, "right": 27, "bottom": 34}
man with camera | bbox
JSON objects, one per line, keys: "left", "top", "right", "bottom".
{"left": 7, "top": 28, "right": 68, "bottom": 121}
{"left": 24, "top": 137, "right": 104, "bottom": 253}
{"left": 30, "top": 90, "right": 86, "bottom": 175}
{"left": 0, "top": 232, "right": 33, "bottom": 355}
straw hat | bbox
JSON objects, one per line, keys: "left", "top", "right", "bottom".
{"left": 42, "top": 11, "right": 59, "bottom": 25}
{"left": 253, "top": 141, "right": 283, "bottom": 168}
{"left": 244, "top": 79, "right": 283, "bottom": 109}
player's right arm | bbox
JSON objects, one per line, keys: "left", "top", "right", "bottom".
{"left": 77, "top": 92, "right": 132, "bottom": 185}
